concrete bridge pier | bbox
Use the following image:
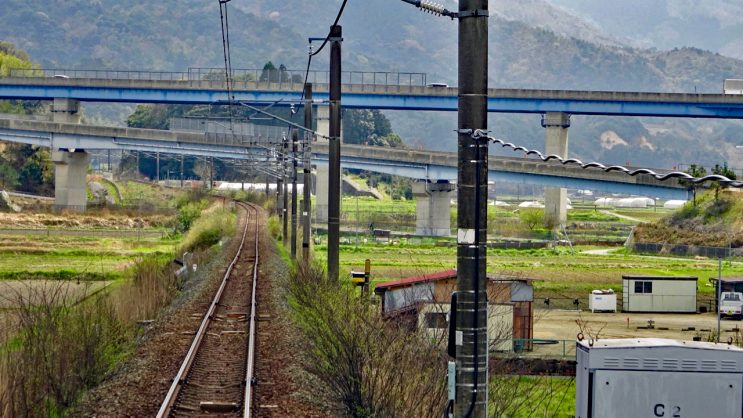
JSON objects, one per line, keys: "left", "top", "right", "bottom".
{"left": 52, "top": 98, "right": 81, "bottom": 124}
{"left": 52, "top": 150, "right": 90, "bottom": 211}
{"left": 51, "top": 98, "right": 89, "bottom": 211}
{"left": 413, "top": 180, "right": 455, "bottom": 236}
{"left": 542, "top": 112, "right": 570, "bottom": 229}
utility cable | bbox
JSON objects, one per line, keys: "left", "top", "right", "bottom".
{"left": 218, "top": 0, "right": 235, "bottom": 133}
{"left": 469, "top": 129, "right": 743, "bottom": 188}
{"left": 296, "top": 0, "right": 349, "bottom": 107}
{"left": 309, "top": 0, "right": 349, "bottom": 58}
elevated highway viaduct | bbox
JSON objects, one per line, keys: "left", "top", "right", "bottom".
{"left": 0, "top": 74, "right": 730, "bottom": 230}
{"left": 0, "top": 116, "right": 686, "bottom": 235}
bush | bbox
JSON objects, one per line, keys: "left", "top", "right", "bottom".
{"left": 267, "top": 215, "right": 281, "bottom": 240}
{"left": 175, "top": 199, "right": 209, "bottom": 233}
{"left": 178, "top": 206, "right": 236, "bottom": 252}
{"left": 287, "top": 262, "right": 447, "bottom": 417}
{"left": 0, "top": 283, "right": 130, "bottom": 416}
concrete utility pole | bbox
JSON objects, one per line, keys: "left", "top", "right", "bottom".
{"left": 328, "top": 25, "right": 342, "bottom": 282}
{"left": 303, "top": 83, "right": 313, "bottom": 261}
{"left": 283, "top": 135, "right": 289, "bottom": 246}
{"left": 291, "top": 130, "right": 299, "bottom": 259}
{"left": 455, "top": 1, "right": 489, "bottom": 417}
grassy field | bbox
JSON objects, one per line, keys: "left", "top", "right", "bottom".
{"left": 0, "top": 234, "right": 177, "bottom": 280}
{"left": 331, "top": 196, "right": 667, "bottom": 242}
{"left": 314, "top": 241, "right": 743, "bottom": 299}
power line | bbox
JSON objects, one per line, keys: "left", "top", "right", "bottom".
{"left": 218, "top": 0, "right": 235, "bottom": 132}
{"left": 309, "top": 0, "right": 349, "bottom": 58}
{"left": 297, "top": 0, "right": 350, "bottom": 107}
{"left": 470, "top": 129, "right": 743, "bottom": 188}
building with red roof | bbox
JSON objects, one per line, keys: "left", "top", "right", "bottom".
{"left": 374, "top": 269, "right": 534, "bottom": 352}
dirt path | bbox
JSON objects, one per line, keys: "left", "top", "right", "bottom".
{"left": 600, "top": 209, "right": 645, "bottom": 223}
{"left": 252, "top": 225, "right": 333, "bottom": 417}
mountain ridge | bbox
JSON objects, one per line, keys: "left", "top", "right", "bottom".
{"left": 1, "top": 0, "right": 742, "bottom": 170}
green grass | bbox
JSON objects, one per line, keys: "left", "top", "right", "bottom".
{"left": 490, "top": 375, "right": 575, "bottom": 418}
{"left": 0, "top": 253, "right": 136, "bottom": 280}
{"left": 0, "top": 232, "right": 178, "bottom": 281}
{"left": 314, "top": 239, "right": 743, "bottom": 298}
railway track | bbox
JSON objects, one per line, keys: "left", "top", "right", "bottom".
{"left": 157, "top": 201, "right": 260, "bottom": 418}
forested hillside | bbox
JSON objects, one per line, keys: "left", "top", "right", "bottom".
{"left": 0, "top": 44, "right": 53, "bottom": 194}
{"left": 1, "top": 1, "right": 743, "bottom": 169}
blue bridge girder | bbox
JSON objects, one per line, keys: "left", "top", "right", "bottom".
{"left": 2, "top": 78, "right": 743, "bottom": 118}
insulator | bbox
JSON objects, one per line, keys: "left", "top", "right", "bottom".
{"left": 419, "top": 0, "right": 446, "bottom": 16}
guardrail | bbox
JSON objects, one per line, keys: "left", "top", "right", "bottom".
{"left": 7, "top": 67, "right": 429, "bottom": 87}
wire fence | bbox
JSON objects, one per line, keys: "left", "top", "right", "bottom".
{"left": 8, "top": 67, "right": 429, "bottom": 87}
{"left": 632, "top": 242, "right": 741, "bottom": 258}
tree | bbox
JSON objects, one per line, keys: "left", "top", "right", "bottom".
{"left": 259, "top": 61, "right": 278, "bottom": 83}
{"left": 342, "top": 109, "right": 399, "bottom": 146}
{"left": 519, "top": 208, "right": 544, "bottom": 231}
{"left": 685, "top": 164, "right": 707, "bottom": 206}
{"left": 0, "top": 161, "right": 19, "bottom": 189}
{"left": 712, "top": 163, "right": 737, "bottom": 201}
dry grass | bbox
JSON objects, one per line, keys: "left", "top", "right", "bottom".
{"left": 287, "top": 262, "right": 448, "bottom": 417}
{"left": 0, "top": 252, "right": 182, "bottom": 416}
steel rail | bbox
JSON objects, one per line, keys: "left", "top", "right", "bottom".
{"left": 243, "top": 201, "right": 259, "bottom": 417}
{"left": 156, "top": 201, "right": 255, "bottom": 417}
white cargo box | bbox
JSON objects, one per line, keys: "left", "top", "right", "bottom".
{"left": 589, "top": 291, "right": 616, "bottom": 312}
{"left": 576, "top": 338, "right": 743, "bottom": 418}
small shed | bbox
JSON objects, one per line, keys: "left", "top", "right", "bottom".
{"left": 622, "top": 275, "right": 698, "bottom": 313}
{"left": 374, "top": 269, "right": 534, "bottom": 351}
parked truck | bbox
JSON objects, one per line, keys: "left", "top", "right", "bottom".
{"left": 720, "top": 292, "right": 743, "bottom": 319}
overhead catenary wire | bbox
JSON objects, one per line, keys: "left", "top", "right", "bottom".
{"left": 469, "top": 129, "right": 743, "bottom": 188}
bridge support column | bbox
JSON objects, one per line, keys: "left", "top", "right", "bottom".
{"left": 52, "top": 150, "right": 90, "bottom": 211}
{"left": 52, "top": 98, "right": 81, "bottom": 124}
{"left": 542, "top": 112, "right": 570, "bottom": 229}
{"left": 413, "top": 181, "right": 454, "bottom": 236}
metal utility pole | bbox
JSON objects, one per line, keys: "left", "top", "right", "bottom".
{"left": 180, "top": 155, "right": 184, "bottom": 188}
{"left": 291, "top": 130, "right": 299, "bottom": 259}
{"left": 283, "top": 135, "right": 289, "bottom": 246}
{"left": 455, "top": 1, "right": 489, "bottom": 417}
{"left": 328, "top": 25, "right": 342, "bottom": 282}
{"left": 303, "top": 83, "right": 313, "bottom": 261}
{"left": 209, "top": 156, "right": 214, "bottom": 189}
{"left": 717, "top": 257, "right": 722, "bottom": 343}
{"left": 276, "top": 162, "right": 283, "bottom": 217}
